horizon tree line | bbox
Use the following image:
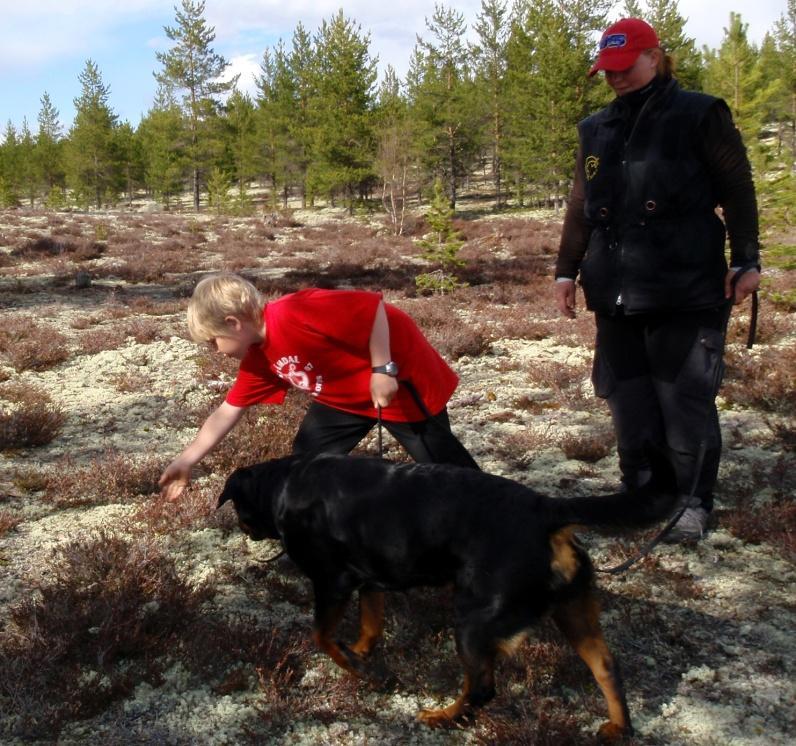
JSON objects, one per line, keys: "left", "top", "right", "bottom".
{"left": 0, "top": 0, "right": 793, "bottom": 231}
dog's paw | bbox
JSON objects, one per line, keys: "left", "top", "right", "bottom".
{"left": 417, "top": 704, "right": 471, "bottom": 728}
{"left": 417, "top": 708, "right": 454, "bottom": 728}
{"left": 596, "top": 721, "right": 632, "bottom": 743}
{"left": 365, "top": 658, "right": 399, "bottom": 691}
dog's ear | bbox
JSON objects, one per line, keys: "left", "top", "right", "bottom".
{"left": 217, "top": 467, "right": 249, "bottom": 510}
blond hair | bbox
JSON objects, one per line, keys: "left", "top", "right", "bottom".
{"left": 187, "top": 273, "right": 264, "bottom": 342}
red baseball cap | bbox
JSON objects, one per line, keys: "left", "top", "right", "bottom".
{"left": 588, "top": 18, "right": 660, "bottom": 77}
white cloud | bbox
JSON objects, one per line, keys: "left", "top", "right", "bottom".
{"left": 221, "top": 53, "right": 262, "bottom": 98}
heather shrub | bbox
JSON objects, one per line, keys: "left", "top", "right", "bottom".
{"left": 0, "top": 383, "right": 65, "bottom": 449}
{"left": 0, "top": 315, "right": 70, "bottom": 371}
{"left": 559, "top": 430, "right": 614, "bottom": 462}
{"left": 722, "top": 346, "right": 796, "bottom": 415}
{"left": 0, "top": 530, "right": 211, "bottom": 739}
{"left": 0, "top": 510, "right": 21, "bottom": 535}
{"left": 29, "top": 450, "right": 165, "bottom": 507}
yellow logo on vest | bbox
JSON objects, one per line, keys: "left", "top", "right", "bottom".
{"left": 585, "top": 155, "right": 599, "bottom": 181}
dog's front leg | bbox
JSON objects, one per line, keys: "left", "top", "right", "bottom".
{"left": 350, "top": 590, "right": 385, "bottom": 658}
{"left": 418, "top": 624, "right": 496, "bottom": 727}
{"left": 312, "top": 593, "right": 369, "bottom": 677}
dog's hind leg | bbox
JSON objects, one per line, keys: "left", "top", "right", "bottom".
{"left": 552, "top": 592, "right": 632, "bottom": 741}
{"left": 350, "top": 590, "right": 385, "bottom": 658}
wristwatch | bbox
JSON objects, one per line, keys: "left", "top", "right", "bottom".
{"left": 371, "top": 361, "right": 399, "bottom": 377}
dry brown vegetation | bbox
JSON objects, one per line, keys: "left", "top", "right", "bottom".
{"left": 0, "top": 204, "right": 794, "bottom": 744}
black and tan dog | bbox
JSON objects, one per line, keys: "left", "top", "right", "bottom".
{"left": 218, "top": 451, "right": 678, "bottom": 740}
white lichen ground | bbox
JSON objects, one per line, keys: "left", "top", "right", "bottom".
{"left": 0, "top": 211, "right": 793, "bottom": 745}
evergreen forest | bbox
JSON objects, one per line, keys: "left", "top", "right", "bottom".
{"left": 1, "top": 0, "right": 794, "bottom": 228}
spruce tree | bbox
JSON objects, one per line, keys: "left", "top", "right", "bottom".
{"left": 415, "top": 177, "right": 466, "bottom": 293}
{"left": 155, "top": 0, "right": 237, "bottom": 210}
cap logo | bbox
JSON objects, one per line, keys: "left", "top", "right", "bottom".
{"left": 600, "top": 33, "right": 627, "bottom": 50}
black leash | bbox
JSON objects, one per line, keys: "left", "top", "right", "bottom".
{"left": 597, "top": 269, "right": 758, "bottom": 574}
{"left": 375, "top": 379, "right": 438, "bottom": 459}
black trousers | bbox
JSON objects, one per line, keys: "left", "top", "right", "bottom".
{"left": 592, "top": 306, "right": 727, "bottom": 510}
{"left": 292, "top": 400, "right": 480, "bottom": 469}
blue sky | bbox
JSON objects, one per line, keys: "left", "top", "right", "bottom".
{"left": 0, "top": 0, "right": 788, "bottom": 133}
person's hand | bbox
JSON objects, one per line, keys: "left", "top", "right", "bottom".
{"left": 725, "top": 268, "right": 760, "bottom": 304}
{"left": 370, "top": 373, "right": 399, "bottom": 409}
{"left": 158, "top": 458, "right": 193, "bottom": 501}
{"left": 555, "top": 279, "right": 577, "bottom": 318}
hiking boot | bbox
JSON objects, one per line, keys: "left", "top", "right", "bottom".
{"left": 663, "top": 507, "right": 710, "bottom": 544}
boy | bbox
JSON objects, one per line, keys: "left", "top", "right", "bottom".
{"left": 159, "top": 273, "right": 478, "bottom": 500}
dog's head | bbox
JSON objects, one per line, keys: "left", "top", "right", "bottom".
{"left": 217, "top": 456, "right": 298, "bottom": 541}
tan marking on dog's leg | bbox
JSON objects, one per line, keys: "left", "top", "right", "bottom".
{"left": 418, "top": 653, "right": 496, "bottom": 727}
{"left": 312, "top": 601, "right": 366, "bottom": 676}
{"left": 418, "top": 671, "right": 474, "bottom": 726}
{"left": 350, "top": 590, "right": 385, "bottom": 658}
{"left": 496, "top": 629, "right": 528, "bottom": 658}
{"left": 552, "top": 593, "right": 632, "bottom": 740}
{"left": 549, "top": 527, "right": 580, "bottom": 583}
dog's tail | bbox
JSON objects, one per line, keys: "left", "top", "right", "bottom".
{"left": 546, "top": 445, "right": 681, "bottom": 530}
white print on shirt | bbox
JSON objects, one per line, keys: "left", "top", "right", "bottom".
{"left": 274, "top": 355, "right": 323, "bottom": 396}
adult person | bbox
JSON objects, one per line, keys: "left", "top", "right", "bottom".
{"left": 554, "top": 18, "right": 760, "bottom": 542}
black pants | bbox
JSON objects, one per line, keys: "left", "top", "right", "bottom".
{"left": 293, "top": 400, "right": 480, "bottom": 469}
{"left": 592, "top": 307, "right": 727, "bottom": 511}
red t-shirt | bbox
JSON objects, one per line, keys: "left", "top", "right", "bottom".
{"left": 225, "top": 289, "right": 459, "bottom": 422}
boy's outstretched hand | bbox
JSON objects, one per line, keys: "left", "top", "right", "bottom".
{"left": 159, "top": 458, "right": 192, "bottom": 501}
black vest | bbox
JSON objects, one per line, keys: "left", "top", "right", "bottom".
{"left": 577, "top": 79, "right": 729, "bottom": 314}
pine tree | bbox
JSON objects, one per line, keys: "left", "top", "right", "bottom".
{"left": 256, "top": 42, "right": 300, "bottom": 208}
{"left": 409, "top": 3, "right": 480, "bottom": 209}
{"left": 772, "top": 0, "right": 796, "bottom": 167}
{"left": 65, "top": 59, "right": 120, "bottom": 208}
{"left": 18, "top": 119, "right": 36, "bottom": 206}
{"left": 155, "top": 0, "right": 237, "bottom": 210}
{"left": 702, "top": 13, "right": 761, "bottom": 146}
{"left": 223, "top": 89, "right": 259, "bottom": 196}
{"left": 137, "top": 85, "right": 187, "bottom": 209}
{"left": 503, "top": 0, "right": 609, "bottom": 206}
{"left": 0, "top": 122, "right": 20, "bottom": 207}
{"left": 288, "top": 23, "right": 317, "bottom": 207}
{"left": 642, "top": 0, "right": 703, "bottom": 90}
{"left": 471, "top": 0, "right": 510, "bottom": 207}
{"left": 35, "top": 92, "right": 64, "bottom": 199}
{"left": 310, "top": 10, "right": 378, "bottom": 214}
